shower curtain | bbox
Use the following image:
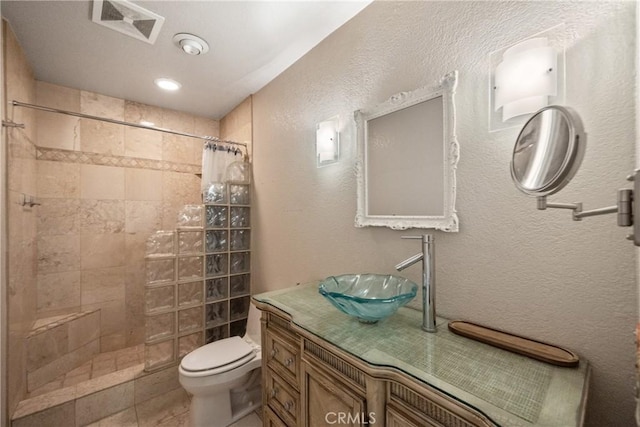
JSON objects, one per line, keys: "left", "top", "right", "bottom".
{"left": 201, "top": 142, "right": 250, "bottom": 195}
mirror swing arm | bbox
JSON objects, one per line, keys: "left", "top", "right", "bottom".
{"left": 537, "top": 188, "right": 632, "bottom": 223}
{"left": 535, "top": 179, "right": 635, "bottom": 237}
{"left": 510, "top": 105, "right": 637, "bottom": 245}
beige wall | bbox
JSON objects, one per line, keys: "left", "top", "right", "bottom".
{"left": 33, "top": 81, "right": 218, "bottom": 352}
{"left": 3, "top": 20, "right": 38, "bottom": 415}
{"left": 251, "top": 2, "right": 635, "bottom": 426}
{"left": 220, "top": 96, "right": 252, "bottom": 157}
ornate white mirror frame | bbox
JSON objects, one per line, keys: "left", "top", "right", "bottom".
{"left": 354, "top": 71, "right": 459, "bottom": 231}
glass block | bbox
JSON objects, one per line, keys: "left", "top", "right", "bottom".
{"left": 230, "top": 319, "right": 247, "bottom": 337}
{"left": 145, "top": 285, "right": 175, "bottom": 314}
{"left": 230, "top": 274, "right": 250, "bottom": 297}
{"left": 230, "top": 296, "right": 250, "bottom": 321}
{"left": 206, "top": 230, "right": 228, "bottom": 253}
{"left": 206, "top": 253, "right": 228, "bottom": 277}
{"left": 206, "top": 325, "right": 228, "bottom": 344}
{"left": 178, "top": 332, "right": 203, "bottom": 358}
{"left": 146, "top": 231, "right": 175, "bottom": 256}
{"left": 206, "top": 278, "right": 228, "bottom": 302}
{"left": 230, "top": 230, "right": 250, "bottom": 251}
{"left": 229, "top": 184, "right": 250, "bottom": 205}
{"left": 206, "top": 205, "right": 228, "bottom": 228}
{"left": 178, "top": 307, "right": 203, "bottom": 333}
{"left": 203, "top": 183, "right": 228, "bottom": 204}
{"left": 178, "top": 256, "right": 203, "bottom": 281}
{"left": 230, "top": 207, "right": 250, "bottom": 228}
{"left": 178, "top": 230, "right": 204, "bottom": 254}
{"left": 146, "top": 258, "right": 176, "bottom": 284}
{"left": 145, "top": 339, "right": 175, "bottom": 370}
{"left": 206, "top": 301, "right": 228, "bottom": 328}
{"left": 145, "top": 312, "right": 175, "bottom": 341}
{"left": 230, "top": 252, "right": 250, "bottom": 274}
{"left": 178, "top": 281, "right": 203, "bottom": 307}
{"left": 177, "top": 205, "right": 203, "bottom": 228}
{"left": 226, "top": 161, "right": 251, "bottom": 185}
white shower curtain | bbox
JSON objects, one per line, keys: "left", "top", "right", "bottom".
{"left": 201, "top": 142, "right": 249, "bottom": 193}
{"left": 201, "top": 143, "right": 237, "bottom": 192}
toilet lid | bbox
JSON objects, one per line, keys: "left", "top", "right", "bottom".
{"left": 181, "top": 336, "right": 255, "bottom": 372}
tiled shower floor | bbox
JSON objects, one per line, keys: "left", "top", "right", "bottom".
{"left": 18, "top": 343, "right": 263, "bottom": 427}
{"left": 28, "top": 344, "right": 145, "bottom": 399}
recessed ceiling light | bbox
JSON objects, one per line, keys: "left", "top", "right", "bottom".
{"left": 139, "top": 120, "right": 155, "bottom": 127}
{"left": 173, "top": 33, "right": 209, "bottom": 56}
{"left": 154, "top": 78, "right": 181, "bottom": 91}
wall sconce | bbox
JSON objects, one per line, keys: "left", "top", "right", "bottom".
{"left": 489, "top": 25, "right": 565, "bottom": 132}
{"left": 316, "top": 116, "right": 340, "bottom": 167}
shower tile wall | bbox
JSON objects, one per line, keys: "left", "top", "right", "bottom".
{"left": 33, "top": 81, "right": 220, "bottom": 352}
{"left": 4, "top": 20, "right": 39, "bottom": 415}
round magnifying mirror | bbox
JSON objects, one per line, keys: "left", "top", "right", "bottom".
{"left": 511, "top": 106, "right": 585, "bottom": 197}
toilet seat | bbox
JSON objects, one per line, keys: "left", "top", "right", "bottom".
{"left": 181, "top": 336, "right": 256, "bottom": 375}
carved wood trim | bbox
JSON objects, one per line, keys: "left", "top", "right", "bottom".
{"left": 268, "top": 312, "right": 292, "bottom": 331}
{"left": 304, "top": 339, "right": 366, "bottom": 389}
{"left": 389, "top": 382, "right": 496, "bottom": 427}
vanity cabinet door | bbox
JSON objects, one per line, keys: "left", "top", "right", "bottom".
{"left": 302, "top": 362, "right": 367, "bottom": 427}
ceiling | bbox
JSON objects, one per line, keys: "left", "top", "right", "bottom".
{"left": 1, "top": 0, "right": 371, "bottom": 119}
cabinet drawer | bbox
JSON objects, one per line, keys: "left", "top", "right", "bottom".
{"left": 264, "top": 405, "right": 288, "bottom": 427}
{"left": 266, "top": 368, "right": 300, "bottom": 427}
{"left": 265, "top": 329, "right": 299, "bottom": 387}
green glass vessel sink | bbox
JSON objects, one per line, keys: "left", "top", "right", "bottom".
{"left": 318, "top": 274, "right": 418, "bottom": 323}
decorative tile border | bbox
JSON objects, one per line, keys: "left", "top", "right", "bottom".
{"left": 36, "top": 147, "right": 202, "bottom": 174}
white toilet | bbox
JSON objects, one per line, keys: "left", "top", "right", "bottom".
{"left": 179, "top": 305, "right": 262, "bottom": 427}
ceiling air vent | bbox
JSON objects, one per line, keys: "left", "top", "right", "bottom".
{"left": 92, "top": 0, "right": 165, "bottom": 44}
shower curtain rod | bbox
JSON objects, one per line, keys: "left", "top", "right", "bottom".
{"left": 9, "top": 100, "right": 248, "bottom": 150}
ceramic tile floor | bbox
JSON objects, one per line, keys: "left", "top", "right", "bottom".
{"left": 28, "top": 344, "right": 145, "bottom": 399}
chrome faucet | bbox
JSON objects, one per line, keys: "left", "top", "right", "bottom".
{"left": 395, "top": 234, "right": 436, "bottom": 332}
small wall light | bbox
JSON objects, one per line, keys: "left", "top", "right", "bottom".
{"left": 316, "top": 116, "right": 340, "bottom": 167}
{"left": 489, "top": 25, "right": 565, "bottom": 132}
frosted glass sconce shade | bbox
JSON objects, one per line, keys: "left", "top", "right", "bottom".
{"left": 489, "top": 24, "right": 565, "bottom": 132}
{"left": 494, "top": 38, "right": 557, "bottom": 121}
{"left": 316, "top": 116, "right": 340, "bottom": 167}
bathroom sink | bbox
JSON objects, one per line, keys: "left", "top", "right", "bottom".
{"left": 318, "top": 274, "right": 418, "bottom": 323}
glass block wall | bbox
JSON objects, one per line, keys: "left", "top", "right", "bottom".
{"left": 143, "top": 183, "right": 251, "bottom": 371}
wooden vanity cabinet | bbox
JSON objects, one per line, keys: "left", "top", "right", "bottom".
{"left": 260, "top": 310, "right": 496, "bottom": 427}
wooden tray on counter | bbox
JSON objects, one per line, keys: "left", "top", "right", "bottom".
{"left": 448, "top": 320, "right": 579, "bottom": 367}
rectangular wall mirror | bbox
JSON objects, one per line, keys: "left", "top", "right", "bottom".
{"left": 354, "top": 71, "right": 459, "bottom": 231}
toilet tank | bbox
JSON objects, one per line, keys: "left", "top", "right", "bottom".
{"left": 245, "top": 304, "right": 261, "bottom": 343}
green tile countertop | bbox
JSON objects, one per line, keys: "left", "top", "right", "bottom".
{"left": 253, "top": 282, "right": 589, "bottom": 427}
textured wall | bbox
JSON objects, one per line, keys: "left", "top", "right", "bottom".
{"left": 3, "top": 20, "right": 38, "bottom": 415}
{"left": 251, "top": 2, "right": 636, "bottom": 426}
{"left": 32, "top": 81, "right": 218, "bottom": 353}
{"left": 220, "top": 96, "right": 253, "bottom": 157}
